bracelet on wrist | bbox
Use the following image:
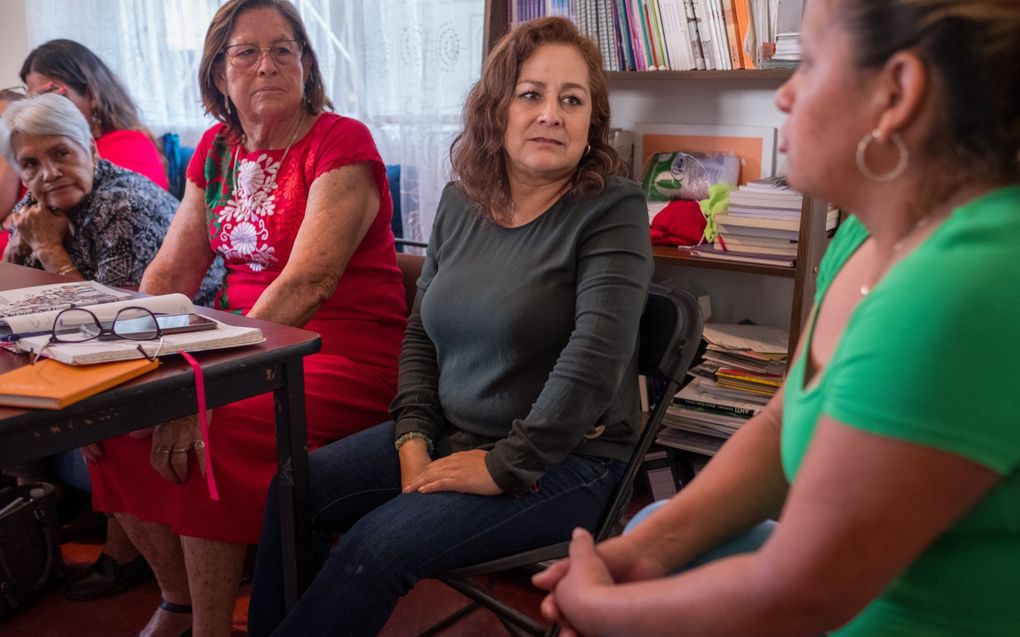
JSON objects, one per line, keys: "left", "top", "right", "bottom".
{"left": 55, "top": 263, "right": 78, "bottom": 276}
{"left": 394, "top": 431, "right": 433, "bottom": 455}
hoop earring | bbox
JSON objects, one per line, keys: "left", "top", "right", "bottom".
{"left": 584, "top": 143, "right": 591, "bottom": 156}
{"left": 224, "top": 94, "right": 232, "bottom": 116}
{"left": 856, "top": 129, "right": 908, "bottom": 182}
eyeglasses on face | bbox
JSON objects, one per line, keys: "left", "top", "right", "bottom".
{"left": 32, "top": 306, "right": 164, "bottom": 364}
{"left": 224, "top": 40, "right": 304, "bottom": 69}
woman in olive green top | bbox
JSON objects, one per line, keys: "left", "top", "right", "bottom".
{"left": 535, "top": 1, "right": 1020, "bottom": 636}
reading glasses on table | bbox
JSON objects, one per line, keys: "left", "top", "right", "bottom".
{"left": 32, "top": 306, "right": 164, "bottom": 365}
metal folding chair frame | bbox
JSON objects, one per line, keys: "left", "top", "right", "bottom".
{"left": 423, "top": 284, "right": 704, "bottom": 636}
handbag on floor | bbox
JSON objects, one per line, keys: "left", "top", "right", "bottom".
{"left": 0, "top": 482, "right": 65, "bottom": 618}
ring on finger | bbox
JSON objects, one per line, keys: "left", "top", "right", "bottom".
{"left": 193, "top": 440, "right": 206, "bottom": 450}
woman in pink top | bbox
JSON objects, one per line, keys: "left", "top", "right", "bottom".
{"left": 20, "top": 39, "right": 169, "bottom": 190}
{"left": 0, "top": 88, "right": 26, "bottom": 256}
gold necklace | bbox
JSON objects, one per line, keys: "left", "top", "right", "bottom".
{"left": 859, "top": 215, "right": 931, "bottom": 297}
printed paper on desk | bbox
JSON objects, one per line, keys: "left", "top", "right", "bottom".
{"left": 0, "top": 281, "right": 131, "bottom": 319}
{"left": 702, "top": 324, "right": 789, "bottom": 354}
{"left": 1, "top": 292, "right": 192, "bottom": 340}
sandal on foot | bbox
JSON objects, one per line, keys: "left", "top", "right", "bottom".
{"left": 129, "top": 599, "right": 193, "bottom": 637}
{"left": 159, "top": 599, "right": 193, "bottom": 615}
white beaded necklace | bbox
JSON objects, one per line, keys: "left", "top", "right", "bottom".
{"left": 859, "top": 214, "right": 932, "bottom": 297}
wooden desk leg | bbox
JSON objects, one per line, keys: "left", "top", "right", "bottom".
{"left": 274, "top": 357, "right": 313, "bottom": 610}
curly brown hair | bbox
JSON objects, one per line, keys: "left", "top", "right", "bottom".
{"left": 450, "top": 17, "right": 623, "bottom": 220}
{"left": 197, "top": 0, "right": 332, "bottom": 143}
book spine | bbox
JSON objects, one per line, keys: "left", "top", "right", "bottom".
{"left": 627, "top": 0, "right": 648, "bottom": 71}
{"left": 673, "top": 396, "right": 757, "bottom": 417}
{"left": 682, "top": 0, "right": 707, "bottom": 69}
{"left": 721, "top": 0, "right": 743, "bottom": 68}
{"left": 692, "top": 0, "right": 715, "bottom": 70}
{"left": 640, "top": 1, "right": 661, "bottom": 69}
{"left": 599, "top": 0, "right": 618, "bottom": 70}
{"left": 733, "top": 0, "right": 755, "bottom": 68}
{"left": 614, "top": 0, "right": 636, "bottom": 71}
{"left": 648, "top": 0, "right": 671, "bottom": 70}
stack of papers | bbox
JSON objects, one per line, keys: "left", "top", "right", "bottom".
{"left": 657, "top": 323, "right": 789, "bottom": 456}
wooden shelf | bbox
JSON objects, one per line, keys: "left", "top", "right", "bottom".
{"left": 483, "top": 0, "right": 831, "bottom": 359}
{"left": 607, "top": 69, "right": 794, "bottom": 82}
{"left": 652, "top": 246, "right": 796, "bottom": 277}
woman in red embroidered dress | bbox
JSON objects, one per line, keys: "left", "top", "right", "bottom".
{"left": 88, "top": 1, "right": 407, "bottom": 635}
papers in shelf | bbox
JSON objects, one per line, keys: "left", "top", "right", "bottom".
{"left": 702, "top": 323, "right": 789, "bottom": 354}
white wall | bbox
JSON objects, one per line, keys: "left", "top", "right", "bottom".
{"left": 0, "top": 0, "right": 30, "bottom": 87}
{"left": 609, "top": 77, "right": 796, "bottom": 328}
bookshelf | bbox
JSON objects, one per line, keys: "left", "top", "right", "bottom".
{"left": 483, "top": 1, "right": 831, "bottom": 359}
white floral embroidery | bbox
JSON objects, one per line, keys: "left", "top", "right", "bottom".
{"left": 229, "top": 221, "right": 259, "bottom": 255}
{"left": 218, "top": 152, "right": 282, "bottom": 270}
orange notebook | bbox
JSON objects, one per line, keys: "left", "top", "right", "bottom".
{"left": 0, "top": 358, "right": 159, "bottom": 410}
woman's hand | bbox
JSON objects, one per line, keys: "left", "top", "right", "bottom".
{"left": 13, "top": 203, "right": 71, "bottom": 255}
{"left": 539, "top": 528, "right": 618, "bottom": 637}
{"left": 398, "top": 438, "right": 432, "bottom": 491}
{"left": 404, "top": 449, "right": 502, "bottom": 495}
{"left": 533, "top": 532, "right": 668, "bottom": 597}
{"left": 150, "top": 415, "right": 206, "bottom": 483}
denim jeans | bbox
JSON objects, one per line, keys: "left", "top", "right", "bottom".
{"left": 248, "top": 420, "right": 625, "bottom": 637}
{"left": 625, "top": 500, "right": 777, "bottom": 571}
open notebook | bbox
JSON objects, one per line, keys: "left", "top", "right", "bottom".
{"left": 1, "top": 281, "right": 264, "bottom": 365}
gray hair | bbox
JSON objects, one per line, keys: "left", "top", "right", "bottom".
{"left": 0, "top": 93, "right": 94, "bottom": 169}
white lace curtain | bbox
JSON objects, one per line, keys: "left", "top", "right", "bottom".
{"left": 24, "top": 0, "right": 485, "bottom": 242}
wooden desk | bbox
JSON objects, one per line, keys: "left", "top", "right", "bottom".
{"left": 0, "top": 262, "right": 320, "bottom": 608}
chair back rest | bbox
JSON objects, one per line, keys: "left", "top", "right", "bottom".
{"left": 595, "top": 284, "right": 704, "bottom": 540}
{"left": 159, "top": 132, "right": 195, "bottom": 201}
{"left": 395, "top": 252, "right": 425, "bottom": 317}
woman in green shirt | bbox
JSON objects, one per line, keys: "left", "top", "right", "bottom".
{"left": 535, "top": 1, "right": 1020, "bottom": 635}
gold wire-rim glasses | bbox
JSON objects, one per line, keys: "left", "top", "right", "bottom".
{"left": 223, "top": 40, "right": 305, "bottom": 69}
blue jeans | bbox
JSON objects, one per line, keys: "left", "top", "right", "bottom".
{"left": 248, "top": 421, "right": 625, "bottom": 637}
{"left": 625, "top": 500, "right": 776, "bottom": 570}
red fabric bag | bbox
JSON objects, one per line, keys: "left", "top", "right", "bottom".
{"left": 649, "top": 199, "right": 707, "bottom": 246}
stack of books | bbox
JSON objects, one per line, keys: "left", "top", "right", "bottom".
{"left": 657, "top": 323, "right": 787, "bottom": 455}
{"left": 507, "top": 0, "right": 799, "bottom": 72}
{"left": 689, "top": 176, "right": 839, "bottom": 267}
{"left": 763, "top": 0, "right": 803, "bottom": 68}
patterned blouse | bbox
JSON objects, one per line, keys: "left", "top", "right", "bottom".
{"left": 9, "top": 159, "right": 224, "bottom": 306}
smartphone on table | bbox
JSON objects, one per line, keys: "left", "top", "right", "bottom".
{"left": 97, "top": 313, "right": 218, "bottom": 340}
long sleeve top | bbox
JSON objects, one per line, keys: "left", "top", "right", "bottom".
{"left": 390, "top": 176, "right": 653, "bottom": 493}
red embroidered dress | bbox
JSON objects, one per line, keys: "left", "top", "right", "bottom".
{"left": 91, "top": 113, "right": 406, "bottom": 542}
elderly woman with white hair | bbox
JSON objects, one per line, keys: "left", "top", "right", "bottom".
{"left": 0, "top": 92, "right": 188, "bottom": 288}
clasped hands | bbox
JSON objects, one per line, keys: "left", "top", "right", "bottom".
{"left": 531, "top": 530, "right": 670, "bottom": 637}
{"left": 6, "top": 202, "right": 71, "bottom": 261}
{"left": 398, "top": 442, "right": 501, "bottom": 496}
{"left": 80, "top": 413, "right": 210, "bottom": 484}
